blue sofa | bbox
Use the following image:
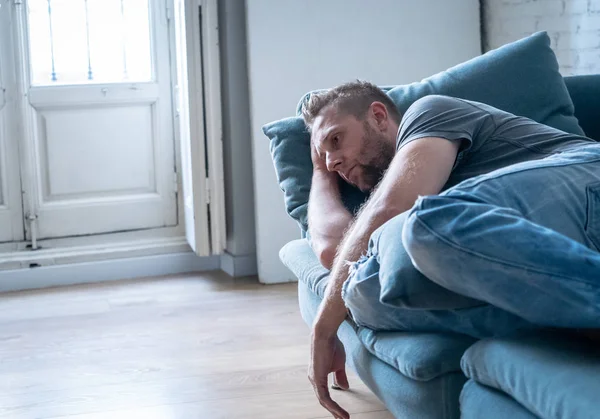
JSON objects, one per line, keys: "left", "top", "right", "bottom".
{"left": 276, "top": 75, "right": 600, "bottom": 418}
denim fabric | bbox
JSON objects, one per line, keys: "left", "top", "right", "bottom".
{"left": 342, "top": 217, "right": 536, "bottom": 339}
{"left": 342, "top": 254, "right": 535, "bottom": 339}
{"left": 366, "top": 211, "right": 492, "bottom": 310}
{"left": 403, "top": 144, "right": 600, "bottom": 328}
{"left": 461, "top": 334, "right": 600, "bottom": 419}
{"left": 460, "top": 380, "right": 538, "bottom": 419}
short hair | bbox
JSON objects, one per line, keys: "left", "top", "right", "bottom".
{"left": 301, "top": 80, "right": 401, "bottom": 129}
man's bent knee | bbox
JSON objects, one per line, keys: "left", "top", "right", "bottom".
{"left": 341, "top": 255, "right": 383, "bottom": 330}
{"left": 401, "top": 195, "right": 458, "bottom": 282}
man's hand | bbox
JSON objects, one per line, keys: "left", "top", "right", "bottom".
{"left": 311, "top": 137, "right": 328, "bottom": 172}
{"left": 309, "top": 264, "right": 353, "bottom": 418}
{"left": 309, "top": 333, "right": 350, "bottom": 419}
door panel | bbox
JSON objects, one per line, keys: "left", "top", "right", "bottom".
{"left": 18, "top": 0, "right": 177, "bottom": 239}
{"left": 38, "top": 105, "right": 156, "bottom": 200}
{"left": 173, "top": 0, "right": 209, "bottom": 255}
{"left": 0, "top": 0, "right": 25, "bottom": 243}
{"left": 172, "top": 0, "right": 226, "bottom": 256}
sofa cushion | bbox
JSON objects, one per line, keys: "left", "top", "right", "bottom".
{"left": 460, "top": 380, "right": 538, "bottom": 419}
{"left": 264, "top": 117, "right": 313, "bottom": 231}
{"left": 279, "top": 238, "right": 330, "bottom": 297}
{"left": 564, "top": 75, "right": 600, "bottom": 142}
{"left": 280, "top": 238, "right": 476, "bottom": 382}
{"left": 356, "top": 328, "right": 475, "bottom": 382}
{"left": 461, "top": 334, "right": 600, "bottom": 419}
{"left": 298, "top": 278, "right": 467, "bottom": 419}
{"left": 264, "top": 31, "right": 583, "bottom": 232}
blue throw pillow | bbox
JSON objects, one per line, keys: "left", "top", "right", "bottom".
{"left": 264, "top": 31, "right": 584, "bottom": 232}
{"left": 264, "top": 117, "right": 313, "bottom": 231}
{"left": 263, "top": 118, "right": 367, "bottom": 232}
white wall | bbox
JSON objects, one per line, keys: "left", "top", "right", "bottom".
{"left": 483, "top": 0, "right": 600, "bottom": 75}
{"left": 245, "top": 0, "right": 482, "bottom": 284}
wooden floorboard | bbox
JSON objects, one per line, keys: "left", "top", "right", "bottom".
{"left": 0, "top": 272, "right": 392, "bottom": 418}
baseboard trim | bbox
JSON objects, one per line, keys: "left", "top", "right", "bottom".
{"left": 220, "top": 252, "right": 257, "bottom": 277}
{"left": 0, "top": 236, "right": 192, "bottom": 271}
{"left": 0, "top": 252, "right": 220, "bottom": 293}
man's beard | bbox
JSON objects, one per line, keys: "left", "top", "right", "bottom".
{"left": 356, "top": 122, "right": 395, "bottom": 192}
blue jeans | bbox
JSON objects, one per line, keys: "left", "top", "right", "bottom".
{"left": 343, "top": 144, "right": 600, "bottom": 337}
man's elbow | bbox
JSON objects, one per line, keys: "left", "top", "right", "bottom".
{"left": 314, "top": 242, "right": 337, "bottom": 270}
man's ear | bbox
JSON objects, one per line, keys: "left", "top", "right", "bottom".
{"left": 370, "top": 101, "right": 389, "bottom": 130}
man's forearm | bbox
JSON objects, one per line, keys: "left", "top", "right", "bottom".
{"left": 313, "top": 191, "right": 398, "bottom": 336}
{"left": 308, "top": 169, "right": 353, "bottom": 267}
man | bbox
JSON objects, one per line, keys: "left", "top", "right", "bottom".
{"left": 302, "top": 80, "right": 600, "bottom": 419}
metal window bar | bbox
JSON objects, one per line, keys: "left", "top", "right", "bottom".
{"left": 84, "top": 0, "right": 93, "bottom": 80}
{"left": 120, "top": 0, "right": 128, "bottom": 80}
{"left": 33, "top": 0, "right": 150, "bottom": 85}
{"left": 46, "top": 0, "right": 57, "bottom": 82}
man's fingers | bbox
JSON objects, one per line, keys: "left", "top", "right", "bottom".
{"left": 309, "top": 335, "right": 349, "bottom": 418}
{"left": 333, "top": 369, "right": 350, "bottom": 390}
{"left": 316, "top": 383, "right": 350, "bottom": 419}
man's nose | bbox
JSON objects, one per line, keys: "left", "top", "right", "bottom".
{"left": 326, "top": 153, "right": 342, "bottom": 172}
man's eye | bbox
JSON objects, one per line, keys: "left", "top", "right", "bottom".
{"left": 332, "top": 136, "right": 340, "bottom": 147}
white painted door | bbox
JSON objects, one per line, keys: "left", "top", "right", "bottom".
{"left": 14, "top": 0, "right": 177, "bottom": 240}
{"left": 0, "top": 0, "right": 25, "bottom": 243}
{"left": 173, "top": 0, "right": 225, "bottom": 256}
{"left": 173, "top": 0, "right": 207, "bottom": 255}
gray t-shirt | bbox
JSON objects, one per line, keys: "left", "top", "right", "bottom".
{"left": 396, "top": 95, "right": 595, "bottom": 189}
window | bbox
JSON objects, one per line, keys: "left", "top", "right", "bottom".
{"left": 28, "top": 0, "right": 153, "bottom": 86}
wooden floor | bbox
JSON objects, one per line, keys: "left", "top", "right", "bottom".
{"left": 0, "top": 272, "right": 391, "bottom": 419}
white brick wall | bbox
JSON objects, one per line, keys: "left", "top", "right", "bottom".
{"left": 483, "top": 0, "right": 600, "bottom": 75}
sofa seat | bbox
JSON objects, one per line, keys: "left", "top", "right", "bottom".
{"left": 460, "top": 380, "right": 538, "bottom": 419}
{"left": 461, "top": 334, "right": 600, "bottom": 419}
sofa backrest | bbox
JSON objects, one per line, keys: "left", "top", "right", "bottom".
{"left": 564, "top": 75, "right": 600, "bottom": 142}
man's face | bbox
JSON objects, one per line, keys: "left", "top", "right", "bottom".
{"left": 311, "top": 104, "right": 395, "bottom": 192}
